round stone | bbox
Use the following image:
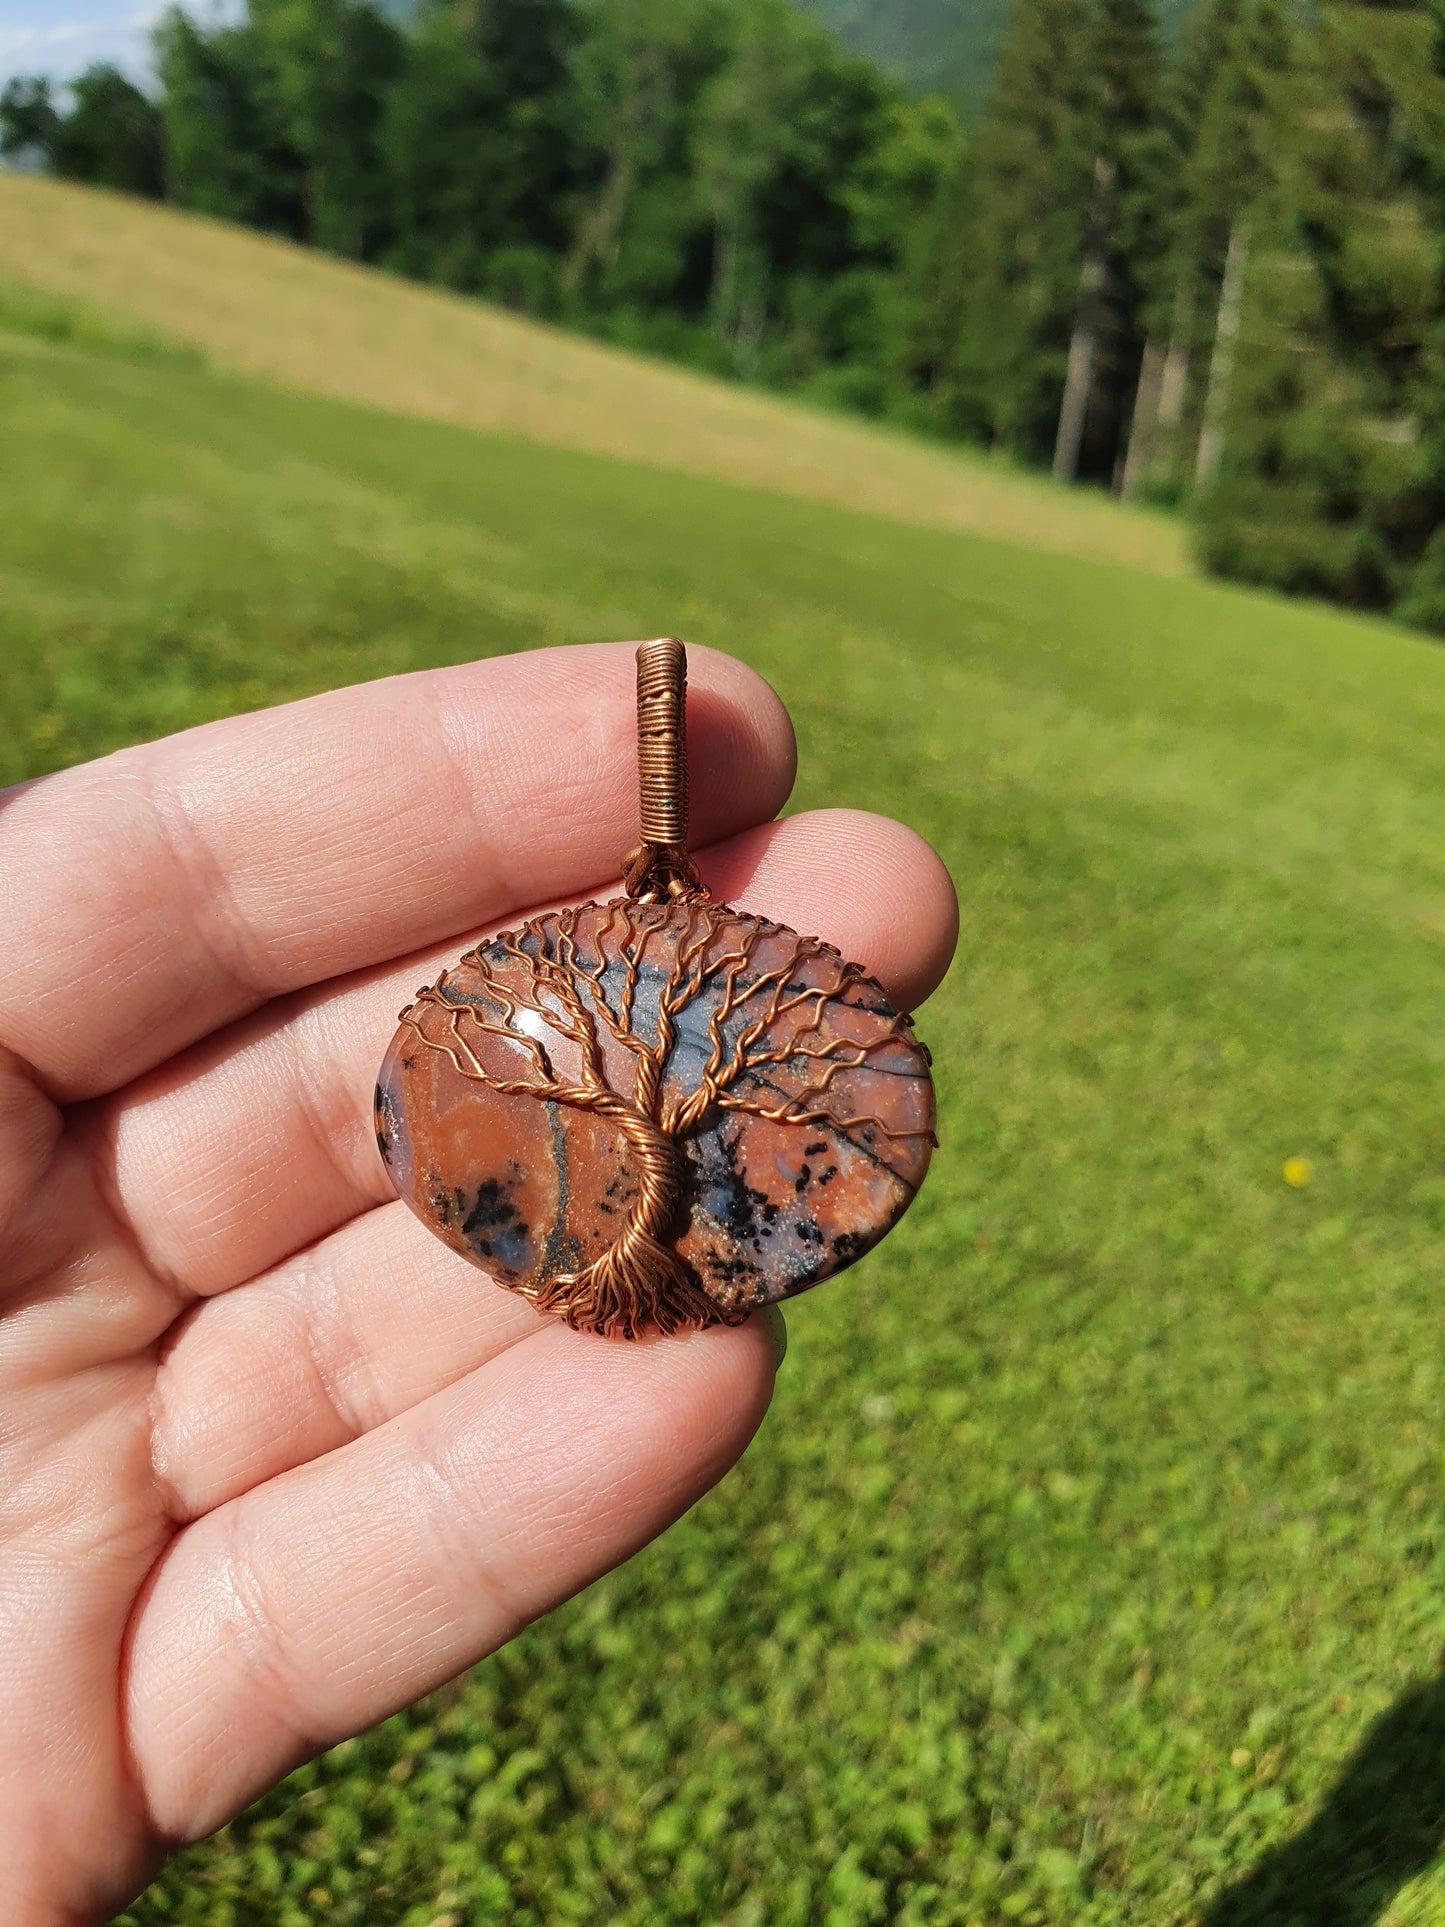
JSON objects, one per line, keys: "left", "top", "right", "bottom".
{"left": 376, "top": 896, "right": 934, "bottom": 1335}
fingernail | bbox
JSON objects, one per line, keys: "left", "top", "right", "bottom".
{"left": 760, "top": 1302, "right": 788, "bottom": 1370}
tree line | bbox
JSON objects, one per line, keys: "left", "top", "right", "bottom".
{"left": 6, "top": 0, "right": 1445, "bottom": 632}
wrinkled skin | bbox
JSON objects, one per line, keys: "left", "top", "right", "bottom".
{"left": 0, "top": 642, "right": 958, "bottom": 1924}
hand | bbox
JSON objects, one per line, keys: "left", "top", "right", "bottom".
{"left": 0, "top": 643, "right": 958, "bottom": 1924}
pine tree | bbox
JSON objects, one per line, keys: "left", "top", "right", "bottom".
{"left": 692, "top": 2, "right": 818, "bottom": 373}
{"left": 247, "top": 0, "right": 405, "bottom": 258}
{"left": 564, "top": 0, "right": 717, "bottom": 310}
{"left": 1051, "top": 0, "right": 1165, "bottom": 487}
{"left": 1127, "top": 0, "right": 1289, "bottom": 498}
{"left": 155, "top": 8, "right": 307, "bottom": 235}
{"left": 851, "top": 93, "right": 972, "bottom": 423}
{"left": 692, "top": 1, "right": 892, "bottom": 380}
{"left": 53, "top": 67, "right": 167, "bottom": 201}
{"left": 1119, "top": 0, "right": 1244, "bottom": 497}
{"left": 381, "top": 0, "right": 580, "bottom": 300}
{"left": 1198, "top": 0, "right": 1445, "bottom": 616}
{"left": 0, "top": 77, "right": 59, "bottom": 169}
{"left": 953, "top": 0, "right": 1095, "bottom": 461}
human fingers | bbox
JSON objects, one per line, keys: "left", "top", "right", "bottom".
{"left": 150, "top": 1202, "right": 541, "bottom": 1522}
{"left": 97, "top": 810, "right": 958, "bottom": 1298}
{"left": 133, "top": 810, "right": 954, "bottom": 1520}
{"left": 127, "top": 1316, "right": 780, "bottom": 1839}
{"left": 0, "top": 643, "right": 794, "bottom": 1103}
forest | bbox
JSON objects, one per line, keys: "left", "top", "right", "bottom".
{"left": 6, "top": 0, "right": 1445, "bottom": 631}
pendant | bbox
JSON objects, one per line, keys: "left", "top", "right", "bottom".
{"left": 375, "top": 642, "right": 936, "bottom": 1339}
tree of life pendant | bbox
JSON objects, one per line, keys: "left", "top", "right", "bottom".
{"left": 375, "top": 641, "right": 936, "bottom": 1339}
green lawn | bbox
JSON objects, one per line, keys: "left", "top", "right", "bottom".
{"left": 7, "top": 319, "right": 1445, "bottom": 1927}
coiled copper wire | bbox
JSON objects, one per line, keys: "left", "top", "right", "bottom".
{"left": 625, "top": 639, "right": 702, "bottom": 900}
{"left": 636, "top": 637, "right": 688, "bottom": 845}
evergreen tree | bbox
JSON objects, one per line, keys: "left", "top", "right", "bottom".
{"left": 848, "top": 92, "right": 971, "bottom": 421}
{"left": 1199, "top": 0, "right": 1445, "bottom": 615}
{"left": 1120, "top": 0, "right": 1241, "bottom": 497}
{"left": 1187, "top": 0, "right": 1290, "bottom": 483}
{"left": 1124, "top": 0, "right": 1289, "bottom": 497}
{"left": 155, "top": 8, "right": 307, "bottom": 234}
{"left": 381, "top": 0, "right": 579, "bottom": 301}
{"left": 0, "top": 68, "right": 164, "bottom": 197}
{"left": 0, "top": 77, "right": 62, "bottom": 171}
{"left": 23, "top": 0, "right": 1445, "bottom": 637}
{"left": 564, "top": 0, "right": 720, "bottom": 313}
{"left": 246, "top": 0, "right": 404, "bottom": 258}
{"left": 953, "top": 0, "right": 1095, "bottom": 458}
{"left": 56, "top": 67, "right": 167, "bottom": 200}
{"left": 1051, "top": 0, "right": 1166, "bottom": 486}
{"left": 692, "top": 1, "right": 891, "bottom": 379}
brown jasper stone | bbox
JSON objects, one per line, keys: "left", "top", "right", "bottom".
{"left": 375, "top": 896, "right": 935, "bottom": 1337}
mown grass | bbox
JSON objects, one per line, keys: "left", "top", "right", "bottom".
{"left": 5, "top": 319, "right": 1445, "bottom": 1926}
{"left": 0, "top": 177, "right": 1190, "bottom": 580}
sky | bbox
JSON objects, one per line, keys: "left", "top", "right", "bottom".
{"left": 0, "top": 4, "right": 171, "bottom": 90}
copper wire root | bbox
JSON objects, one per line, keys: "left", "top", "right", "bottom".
{"left": 526, "top": 1041, "right": 729, "bottom": 1338}
{"left": 527, "top": 1101, "right": 729, "bottom": 1340}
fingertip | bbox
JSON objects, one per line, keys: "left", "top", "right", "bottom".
{"left": 681, "top": 643, "right": 797, "bottom": 840}
{"left": 547, "top": 1309, "right": 780, "bottom": 1486}
{"left": 656, "top": 1307, "right": 782, "bottom": 1471}
{"left": 759, "top": 1302, "right": 788, "bottom": 1372}
{"left": 700, "top": 807, "right": 958, "bottom": 1012}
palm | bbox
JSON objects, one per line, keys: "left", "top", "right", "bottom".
{"left": 0, "top": 643, "right": 956, "bottom": 1925}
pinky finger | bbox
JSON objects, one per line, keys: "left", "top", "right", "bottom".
{"left": 125, "top": 1316, "right": 779, "bottom": 1840}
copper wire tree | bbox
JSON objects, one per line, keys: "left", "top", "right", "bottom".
{"left": 385, "top": 642, "right": 934, "bottom": 1339}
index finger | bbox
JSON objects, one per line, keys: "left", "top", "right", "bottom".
{"left": 0, "top": 643, "right": 794, "bottom": 1101}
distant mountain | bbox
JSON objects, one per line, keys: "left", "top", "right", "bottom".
{"left": 793, "top": 0, "right": 1194, "bottom": 106}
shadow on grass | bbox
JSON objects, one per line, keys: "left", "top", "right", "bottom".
{"left": 1204, "top": 1674, "right": 1445, "bottom": 1926}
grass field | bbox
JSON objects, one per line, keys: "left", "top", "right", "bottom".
{"left": 0, "top": 177, "right": 1190, "bottom": 581}
{"left": 5, "top": 261, "right": 1445, "bottom": 1926}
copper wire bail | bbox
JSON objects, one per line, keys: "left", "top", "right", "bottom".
{"left": 623, "top": 639, "right": 704, "bottom": 901}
